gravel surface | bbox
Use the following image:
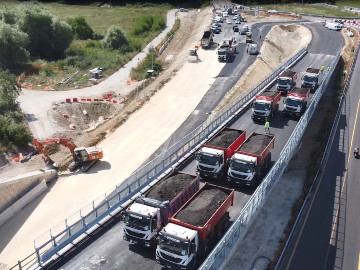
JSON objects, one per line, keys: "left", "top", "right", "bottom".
{"left": 207, "top": 130, "right": 243, "bottom": 149}
{"left": 174, "top": 187, "right": 228, "bottom": 227}
{"left": 146, "top": 173, "right": 195, "bottom": 202}
{"left": 238, "top": 134, "right": 273, "bottom": 155}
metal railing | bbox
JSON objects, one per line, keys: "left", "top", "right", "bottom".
{"left": 198, "top": 50, "right": 341, "bottom": 270}
{"left": 29, "top": 47, "right": 307, "bottom": 268}
{"left": 274, "top": 37, "right": 360, "bottom": 270}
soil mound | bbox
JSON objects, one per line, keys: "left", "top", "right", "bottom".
{"left": 207, "top": 130, "right": 243, "bottom": 148}
{"left": 239, "top": 134, "right": 273, "bottom": 155}
{"left": 174, "top": 188, "right": 228, "bottom": 227}
{"left": 146, "top": 173, "right": 195, "bottom": 202}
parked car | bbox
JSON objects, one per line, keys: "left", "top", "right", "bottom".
{"left": 227, "top": 20, "right": 232, "bottom": 24}
{"left": 233, "top": 25, "right": 239, "bottom": 32}
{"left": 235, "top": 19, "right": 241, "bottom": 24}
{"left": 268, "top": 9, "right": 277, "bottom": 13}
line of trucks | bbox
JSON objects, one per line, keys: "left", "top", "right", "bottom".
{"left": 250, "top": 67, "right": 318, "bottom": 120}
{"left": 123, "top": 127, "right": 276, "bottom": 269}
{"left": 122, "top": 66, "right": 320, "bottom": 269}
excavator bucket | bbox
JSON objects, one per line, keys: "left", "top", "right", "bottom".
{"left": 43, "top": 156, "right": 59, "bottom": 170}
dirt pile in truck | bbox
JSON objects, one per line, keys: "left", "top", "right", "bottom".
{"left": 207, "top": 130, "right": 243, "bottom": 148}
{"left": 175, "top": 188, "right": 228, "bottom": 227}
{"left": 146, "top": 173, "right": 195, "bottom": 201}
{"left": 239, "top": 134, "right": 273, "bottom": 155}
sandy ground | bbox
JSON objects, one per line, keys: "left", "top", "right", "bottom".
{"left": 216, "top": 24, "right": 312, "bottom": 112}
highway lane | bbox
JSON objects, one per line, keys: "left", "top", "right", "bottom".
{"left": 57, "top": 25, "right": 341, "bottom": 270}
{"left": 277, "top": 44, "right": 360, "bottom": 270}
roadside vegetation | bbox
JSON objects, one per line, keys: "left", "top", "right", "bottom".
{"left": 0, "top": 71, "right": 32, "bottom": 149}
{"left": 0, "top": 2, "right": 170, "bottom": 90}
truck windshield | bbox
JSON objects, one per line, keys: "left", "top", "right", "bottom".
{"left": 230, "top": 159, "right": 254, "bottom": 173}
{"left": 278, "top": 78, "right": 290, "bottom": 86}
{"left": 198, "top": 153, "right": 219, "bottom": 166}
{"left": 253, "top": 102, "right": 270, "bottom": 111}
{"left": 159, "top": 234, "right": 189, "bottom": 256}
{"left": 286, "top": 98, "right": 301, "bottom": 107}
{"left": 124, "top": 212, "right": 150, "bottom": 231}
{"left": 303, "top": 76, "right": 317, "bottom": 83}
{"left": 218, "top": 50, "right": 226, "bottom": 56}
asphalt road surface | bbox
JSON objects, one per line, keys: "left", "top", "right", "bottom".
{"left": 53, "top": 21, "right": 343, "bottom": 270}
{"left": 277, "top": 39, "right": 360, "bottom": 270}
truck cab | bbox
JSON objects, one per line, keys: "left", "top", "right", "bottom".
{"left": 301, "top": 74, "right": 318, "bottom": 90}
{"left": 156, "top": 223, "right": 198, "bottom": 270}
{"left": 277, "top": 77, "right": 293, "bottom": 94}
{"left": 228, "top": 153, "right": 257, "bottom": 185}
{"left": 123, "top": 203, "right": 161, "bottom": 247}
{"left": 252, "top": 99, "right": 272, "bottom": 120}
{"left": 283, "top": 88, "right": 309, "bottom": 118}
{"left": 196, "top": 147, "right": 224, "bottom": 179}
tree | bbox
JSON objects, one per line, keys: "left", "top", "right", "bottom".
{"left": 52, "top": 18, "right": 74, "bottom": 58}
{"left": 0, "top": 22, "right": 29, "bottom": 68}
{"left": 17, "top": 4, "right": 73, "bottom": 59}
{"left": 0, "top": 70, "right": 21, "bottom": 113}
{"left": 67, "top": 17, "right": 94, "bottom": 40}
{"left": 101, "top": 26, "right": 129, "bottom": 51}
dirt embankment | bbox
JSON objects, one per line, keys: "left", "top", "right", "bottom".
{"left": 216, "top": 24, "right": 312, "bottom": 112}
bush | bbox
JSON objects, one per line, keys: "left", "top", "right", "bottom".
{"left": 130, "top": 49, "right": 162, "bottom": 80}
{"left": 40, "top": 65, "right": 53, "bottom": 76}
{"left": 131, "top": 15, "right": 165, "bottom": 36}
{"left": 85, "top": 40, "right": 101, "bottom": 48}
{"left": 101, "top": 26, "right": 129, "bottom": 50}
{"left": 67, "top": 17, "right": 94, "bottom": 40}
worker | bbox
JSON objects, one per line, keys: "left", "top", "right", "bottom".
{"left": 320, "top": 65, "right": 325, "bottom": 73}
{"left": 265, "top": 119, "right": 270, "bottom": 134}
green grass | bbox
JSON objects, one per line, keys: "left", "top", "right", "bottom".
{"left": 258, "top": 4, "right": 356, "bottom": 17}
{"left": 335, "top": 0, "right": 360, "bottom": 9}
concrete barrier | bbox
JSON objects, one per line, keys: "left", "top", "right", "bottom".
{"left": 0, "top": 180, "right": 48, "bottom": 226}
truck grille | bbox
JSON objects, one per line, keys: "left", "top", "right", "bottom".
{"left": 286, "top": 107, "right": 297, "bottom": 112}
{"left": 198, "top": 165, "right": 213, "bottom": 172}
{"left": 254, "top": 111, "right": 265, "bottom": 116}
{"left": 125, "top": 229, "right": 145, "bottom": 239}
{"left": 232, "top": 173, "right": 247, "bottom": 179}
{"left": 159, "top": 251, "right": 182, "bottom": 264}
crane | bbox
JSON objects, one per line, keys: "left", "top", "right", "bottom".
{"left": 33, "top": 138, "right": 103, "bottom": 172}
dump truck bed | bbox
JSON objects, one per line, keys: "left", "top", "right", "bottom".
{"left": 235, "top": 133, "right": 275, "bottom": 165}
{"left": 305, "top": 68, "right": 320, "bottom": 74}
{"left": 169, "top": 183, "right": 234, "bottom": 242}
{"left": 280, "top": 69, "right": 296, "bottom": 78}
{"left": 289, "top": 87, "right": 310, "bottom": 98}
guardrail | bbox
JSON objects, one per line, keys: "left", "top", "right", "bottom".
{"left": 198, "top": 49, "right": 341, "bottom": 270}
{"left": 274, "top": 37, "right": 360, "bottom": 270}
{"left": 27, "top": 47, "right": 307, "bottom": 269}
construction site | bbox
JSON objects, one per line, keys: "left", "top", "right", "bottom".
{"left": 0, "top": 1, "right": 358, "bottom": 269}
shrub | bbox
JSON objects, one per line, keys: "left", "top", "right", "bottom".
{"left": 67, "top": 17, "right": 94, "bottom": 40}
{"left": 131, "top": 15, "right": 165, "bottom": 36}
{"left": 101, "top": 26, "right": 129, "bottom": 50}
{"left": 40, "top": 65, "right": 53, "bottom": 76}
{"left": 85, "top": 40, "right": 101, "bottom": 48}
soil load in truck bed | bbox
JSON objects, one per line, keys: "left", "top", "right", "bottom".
{"left": 291, "top": 87, "right": 309, "bottom": 96}
{"left": 238, "top": 134, "right": 273, "bottom": 155}
{"left": 146, "top": 173, "right": 195, "bottom": 202}
{"left": 174, "top": 188, "right": 228, "bottom": 227}
{"left": 258, "top": 91, "right": 279, "bottom": 99}
{"left": 207, "top": 130, "right": 243, "bottom": 148}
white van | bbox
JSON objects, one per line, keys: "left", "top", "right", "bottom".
{"left": 325, "top": 21, "right": 342, "bottom": 31}
{"left": 249, "top": 44, "right": 258, "bottom": 55}
{"left": 222, "top": 11, "right": 228, "bottom": 17}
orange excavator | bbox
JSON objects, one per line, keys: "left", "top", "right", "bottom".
{"left": 33, "top": 138, "right": 103, "bottom": 172}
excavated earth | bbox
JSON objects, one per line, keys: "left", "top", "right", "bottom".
{"left": 239, "top": 134, "right": 273, "bottom": 155}
{"left": 50, "top": 102, "right": 121, "bottom": 131}
{"left": 207, "top": 130, "right": 243, "bottom": 148}
{"left": 146, "top": 173, "right": 195, "bottom": 201}
{"left": 174, "top": 188, "right": 228, "bottom": 227}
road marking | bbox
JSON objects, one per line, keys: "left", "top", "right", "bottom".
{"left": 285, "top": 98, "right": 360, "bottom": 270}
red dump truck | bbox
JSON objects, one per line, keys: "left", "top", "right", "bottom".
{"left": 227, "top": 132, "right": 275, "bottom": 187}
{"left": 251, "top": 90, "right": 281, "bottom": 122}
{"left": 277, "top": 69, "right": 297, "bottom": 95}
{"left": 195, "top": 127, "right": 246, "bottom": 180}
{"left": 156, "top": 183, "right": 234, "bottom": 270}
{"left": 283, "top": 87, "right": 310, "bottom": 119}
{"left": 123, "top": 172, "right": 200, "bottom": 247}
